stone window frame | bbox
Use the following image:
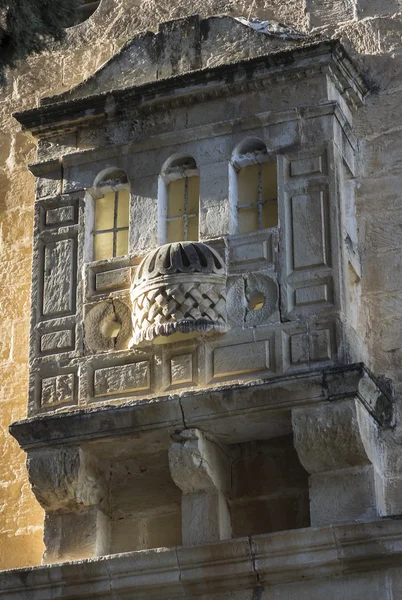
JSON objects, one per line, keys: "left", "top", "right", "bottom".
{"left": 158, "top": 154, "right": 200, "bottom": 245}
{"left": 229, "top": 138, "right": 278, "bottom": 235}
{"left": 65, "top": 0, "right": 102, "bottom": 28}
{"left": 86, "top": 167, "right": 130, "bottom": 262}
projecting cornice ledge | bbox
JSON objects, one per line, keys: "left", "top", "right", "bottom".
{"left": 9, "top": 363, "right": 393, "bottom": 451}
{"left": 1, "top": 520, "right": 402, "bottom": 599}
{"left": 13, "top": 39, "right": 369, "bottom": 137}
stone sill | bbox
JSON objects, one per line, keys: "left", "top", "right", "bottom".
{"left": 1, "top": 519, "right": 402, "bottom": 599}
{"left": 10, "top": 363, "right": 392, "bottom": 451}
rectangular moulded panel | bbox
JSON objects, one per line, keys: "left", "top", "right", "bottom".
{"left": 94, "top": 361, "right": 150, "bottom": 397}
{"left": 41, "top": 372, "right": 76, "bottom": 407}
{"left": 289, "top": 188, "right": 330, "bottom": 272}
{"left": 170, "top": 353, "right": 194, "bottom": 386}
{"left": 228, "top": 231, "right": 275, "bottom": 273}
{"left": 281, "top": 328, "right": 309, "bottom": 372}
{"left": 295, "top": 283, "right": 328, "bottom": 306}
{"left": 40, "top": 329, "right": 75, "bottom": 354}
{"left": 213, "top": 340, "right": 271, "bottom": 379}
{"left": 45, "top": 205, "right": 76, "bottom": 227}
{"left": 289, "top": 155, "right": 325, "bottom": 177}
{"left": 289, "top": 278, "right": 333, "bottom": 312}
{"left": 290, "top": 332, "right": 309, "bottom": 365}
{"left": 41, "top": 237, "right": 76, "bottom": 317}
{"left": 39, "top": 197, "right": 79, "bottom": 231}
{"left": 95, "top": 267, "right": 131, "bottom": 293}
{"left": 310, "top": 327, "right": 334, "bottom": 362}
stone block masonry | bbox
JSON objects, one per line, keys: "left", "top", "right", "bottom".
{"left": 0, "top": 2, "right": 402, "bottom": 596}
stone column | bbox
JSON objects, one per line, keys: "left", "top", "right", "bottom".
{"left": 168, "top": 429, "right": 232, "bottom": 545}
{"left": 292, "top": 399, "right": 377, "bottom": 527}
{"left": 27, "top": 446, "right": 110, "bottom": 563}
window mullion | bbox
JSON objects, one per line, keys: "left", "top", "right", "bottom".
{"left": 257, "top": 163, "right": 263, "bottom": 231}
{"left": 183, "top": 176, "right": 189, "bottom": 241}
{"left": 113, "top": 191, "right": 118, "bottom": 257}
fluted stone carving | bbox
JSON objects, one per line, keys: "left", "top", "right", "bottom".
{"left": 131, "top": 242, "right": 229, "bottom": 344}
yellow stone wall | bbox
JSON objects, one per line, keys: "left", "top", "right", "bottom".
{"left": 1, "top": 0, "right": 402, "bottom": 570}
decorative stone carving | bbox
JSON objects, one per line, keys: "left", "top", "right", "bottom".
{"left": 84, "top": 299, "right": 132, "bottom": 352}
{"left": 131, "top": 242, "right": 229, "bottom": 345}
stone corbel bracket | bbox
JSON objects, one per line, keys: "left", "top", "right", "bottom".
{"left": 292, "top": 367, "right": 397, "bottom": 526}
{"left": 169, "top": 428, "right": 232, "bottom": 545}
{"left": 27, "top": 446, "right": 110, "bottom": 563}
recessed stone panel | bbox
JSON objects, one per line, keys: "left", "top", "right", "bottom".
{"left": 95, "top": 267, "right": 131, "bottom": 293}
{"left": 170, "top": 354, "right": 193, "bottom": 386}
{"left": 42, "top": 238, "right": 76, "bottom": 317}
{"left": 213, "top": 340, "right": 271, "bottom": 379}
{"left": 290, "top": 155, "right": 325, "bottom": 177}
{"left": 93, "top": 361, "right": 150, "bottom": 397}
{"left": 40, "top": 329, "right": 74, "bottom": 354}
{"left": 293, "top": 281, "right": 332, "bottom": 308}
{"left": 282, "top": 329, "right": 309, "bottom": 371}
{"left": 311, "top": 328, "right": 333, "bottom": 362}
{"left": 41, "top": 373, "right": 75, "bottom": 407}
{"left": 295, "top": 283, "right": 328, "bottom": 305}
{"left": 45, "top": 205, "right": 75, "bottom": 227}
{"left": 228, "top": 231, "right": 275, "bottom": 273}
{"left": 290, "top": 189, "right": 330, "bottom": 271}
{"left": 290, "top": 333, "right": 309, "bottom": 365}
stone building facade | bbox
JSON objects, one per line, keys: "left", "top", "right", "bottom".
{"left": 1, "top": 1, "right": 402, "bottom": 598}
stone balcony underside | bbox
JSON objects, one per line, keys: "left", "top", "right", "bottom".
{"left": 10, "top": 363, "right": 399, "bottom": 565}
{"left": 10, "top": 364, "right": 391, "bottom": 450}
{"left": 2, "top": 519, "right": 402, "bottom": 599}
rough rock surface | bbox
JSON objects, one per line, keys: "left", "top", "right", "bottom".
{"left": 1, "top": 0, "right": 402, "bottom": 570}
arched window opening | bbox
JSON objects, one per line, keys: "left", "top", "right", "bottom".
{"left": 65, "top": 0, "right": 101, "bottom": 27}
{"left": 92, "top": 168, "right": 130, "bottom": 261}
{"left": 161, "top": 155, "right": 200, "bottom": 244}
{"left": 231, "top": 139, "right": 278, "bottom": 234}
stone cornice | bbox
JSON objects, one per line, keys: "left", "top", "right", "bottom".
{"left": 1, "top": 520, "right": 402, "bottom": 599}
{"left": 9, "top": 363, "right": 392, "bottom": 451}
{"left": 13, "top": 40, "right": 369, "bottom": 138}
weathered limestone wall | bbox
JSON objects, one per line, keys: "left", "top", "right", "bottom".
{"left": 1, "top": 0, "right": 402, "bottom": 571}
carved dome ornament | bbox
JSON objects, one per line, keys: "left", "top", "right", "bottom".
{"left": 131, "top": 242, "right": 229, "bottom": 345}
